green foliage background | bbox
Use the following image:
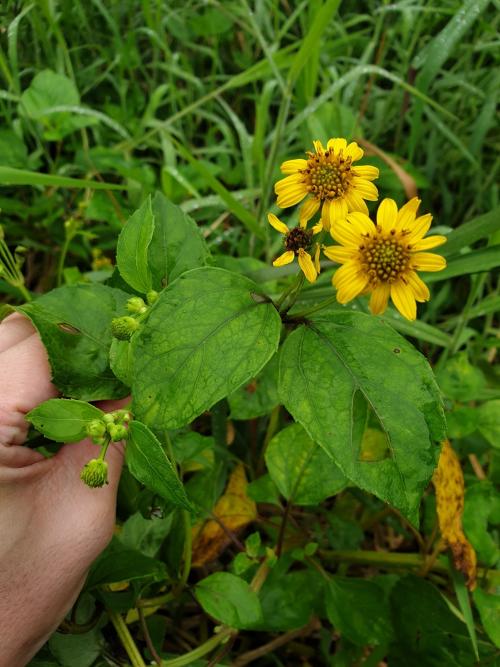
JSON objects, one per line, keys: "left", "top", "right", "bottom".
{"left": 0, "top": 0, "right": 499, "bottom": 665}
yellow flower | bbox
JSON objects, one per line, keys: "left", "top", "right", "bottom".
{"left": 274, "top": 138, "right": 379, "bottom": 231}
{"left": 323, "top": 197, "right": 447, "bottom": 320}
{"left": 268, "top": 213, "right": 318, "bottom": 283}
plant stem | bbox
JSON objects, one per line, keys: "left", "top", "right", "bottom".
{"left": 161, "top": 628, "right": 234, "bottom": 667}
{"left": 108, "top": 608, "right": 146, "bottom": 667}
{"left": 57, "top": 235, "right": 71, "bottom": 287}
{"left": 320, "top": 549, "right": 500, "bottom": 584}
{"left": 16, "top": 282, "right": 32, "bottom": 303}
{"left": 275, "top": 272, "right": 303, "bottom": 310}
{"left": 179, "top": 509, "right": 192, "bottom": 589}
{"left": 289, "top": 294, "right": 339, "bottom": 319}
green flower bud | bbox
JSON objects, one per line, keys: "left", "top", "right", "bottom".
{"left": 103, "top": 413, "right": 115, "bottom": 424}
{"left": 111, "top": 316, "right": 139, "bottom": 341}
{"left": 108, "top": 423, "right": 128, "bottom": 442}
{"left": 86, "top": 419, "right": 106, "bottom": 439}
{"left": 127, "top": 296, "right": 147, "bottom": 314}
{"left": 147, "top": 290, "right": 159, "bottom": 305}
{"left": 80, "top": 458, "right": 108, "bottom": 488}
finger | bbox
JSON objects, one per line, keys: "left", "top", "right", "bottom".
{"left": 0, "top": 313, "right": 35, "bottom": 354}
{"left": 0, "top": 334, "right": 58, "bottom": 427}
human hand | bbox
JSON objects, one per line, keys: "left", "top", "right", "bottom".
{"left": 0, "top": 314, "right": 125, "bottom": 667}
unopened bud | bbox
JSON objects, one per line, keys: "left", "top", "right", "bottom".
{"left": 103, "top": 413, "right": 115, "bottom": 424}
{"left": 127, "top": 297, "right": 147, "bottom": 314}
{"left": 111, "top": 316, "right": 139, "bottom": 341}
{"left": 147, "top": 290, "right": 159, "bottom": 305}
{"left": 86, "top": 419, "right": 106, "bottom": 439}
{"left": 108, "top": 423, "right": 128, "bottom": 442}
{"left": 80, "top": 458, "right": 108, "bottom": 488}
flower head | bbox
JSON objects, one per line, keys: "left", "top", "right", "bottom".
{"left": 323, "top": 197, "right": 447, "bottom": 320}
{"left": 268, "top": 213, "right": 318, "bottom": 283}
{"left": 80, "top": 458, "right": 108, "bottom": 488}
{"left": 275, "top": 138, "right": 379, "bottom": 231}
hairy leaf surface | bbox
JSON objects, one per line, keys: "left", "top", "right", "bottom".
{"left": 279, "top": 311, "right": 446, "bottom": 522}
{"left": 132, "top": 267, "right": 282, "bottom": 429}
{"left": 20, "top": 284, "right": 129, "bottom": 400}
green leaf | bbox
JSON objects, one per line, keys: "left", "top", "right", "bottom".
{"left": 426, "top": 246, "right": 500, "bottom": 283}
{"left": 109, "top": 338, "right": 133, "bottom": 387}
{"left": 49, "top": 627, "right": 102, "bottom": 667}
{"left": 388, "top": 575, "right": 477, "bottom": 666}
{"left": 85, "top": 536, "right": 167, "bottom": 590}
{"left": 442, "top": 206, "right": 500, "bottom": 257}
{"left": 26, "top": 399, "right": 103, "bottom": 443}
{"left": 174, "top": 141, "right": 265, "bottom": 239}
{"left": 436, "top": 353, "right": 486, "bottom": 401}
{"left": 463, "top": 482, "right": 500, "bottom": 567}
{"left": 195, "top": 572, "right": 263, "bottom": 629}
{"left": 473, "top": 588, "right": 500, "bottom": 648}
{"left": 118, "top": 511, "right": 174, "bottom": 558}
{"left": 116, "top": 196, "right": 155, "bottom": 293}
{"left": 279, "top": 312, "right": 445, "bottom": 523}
{"left": 148, "top": 190, "right": 210, "bottom": 289}
{"left": 265, "top": 423, "right": 347, "bottom": 505}
{"left": 288, "top": 0, "right": 341, "bottom": 84}
{"left": 20, "top": 284, "right": 129, "bottom": 400}
{"left": 256, "top": 565, "right": 322, "bottom": 631}
{"left": 0, "top": 166, "right": 124, "bottom": 190}
{"left": 326, "top": 576, "right": 392, "bottom": 646}
{"left": 132, "top": 267, "right": 281, "bottom": 429}
{"left": 126, "top": 421, "right": 192, "bottom": 511}
{"left": 19, "top": 69, "right": 95, "bottom": 139}
{"left": 477, "top": 401, "right": 500, "bottom": 448}
{"left": 228, "top": 353, "right": 279, "bottom": 420}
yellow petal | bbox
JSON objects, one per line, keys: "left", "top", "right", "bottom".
{"left": 280, "top": 158, "right": 308, "bottom": 174}
{"left": 391, "top": 280, "right": 417, "bottom": 320}
{"left": 411, "top": 252, "right": 447, "bottom": 272}
{"left": 321, "top": 200, "right": 332, "bottom": 231}
{"left": 273, "top": 250, "right": 295, "bottom": 267}
{"left": 344, "top": 188, "right": 369, "bottom": 214}
{"left": 276, "top": 185, "right": 308, "bottom": 208}
{"left": 406, "top": 213, "right": 433, "bottom": 242}
{"left": 396, "top": 197, "right": 421, "bottom": 230}
{"left": 329, "top": 197, "right": 349, "bottom": 225}
{"left": 406, "top": 270, "right": 430, "bottom": 302}
{"left": 313, "top": 139, "right": 325, "bottom": 156}
{"left": 275, "top": 173, "right": 305, "bottom": 192}
{"left": 330, "top": 219, "right": 362, "bottom": 247}
{"left": 346, "top": 211, "right": 374, "bottom": 236}
{"left": 352, "top": 165, "right": 379, "bottom": 180}
{"left": 327, "top": 137, "right": 347, "bottom": 154}
{"left": 334, "top": 262, "right": 368, "bottom": 303}
{"left": 312, "top": 221, "right": 324, "bottom": 235}
{"left": 376, "top": 198, "right": 398, "bottom": 233}
{"left": 267, "top": 212, "right": 289, "bottom": 235}
{"left": 344, "top": 141, "right": 364, "bottom": 161}
{"left": 369, "top": 283, "right": 391, "bottom": 315}
{"left": 412, "top": 234, "right": 447, "bottom": 251}
{"left": 314, "top": 244, "right": 321, "bottom": 273}
{"left": 299, "top": 197, "right": 321, "bottom": 227}
{"left": 323, "top": 245, "right": 354, "bottom": 263}
{"left": 352, "top": 177, "right": 379, "bottom": 201}
{"left": 298, "top": 249, "right": 317, "bottom": 283}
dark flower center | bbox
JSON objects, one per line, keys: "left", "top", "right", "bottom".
{"left": 285, "top": 227, "right": 312, "bottom": 254}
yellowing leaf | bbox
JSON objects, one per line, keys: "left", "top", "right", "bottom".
{"left": 191, "top": 464, "right": 257, "bottom": 567}
{"left": 433, "top": 439, "right": 477, "bottom": 590}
